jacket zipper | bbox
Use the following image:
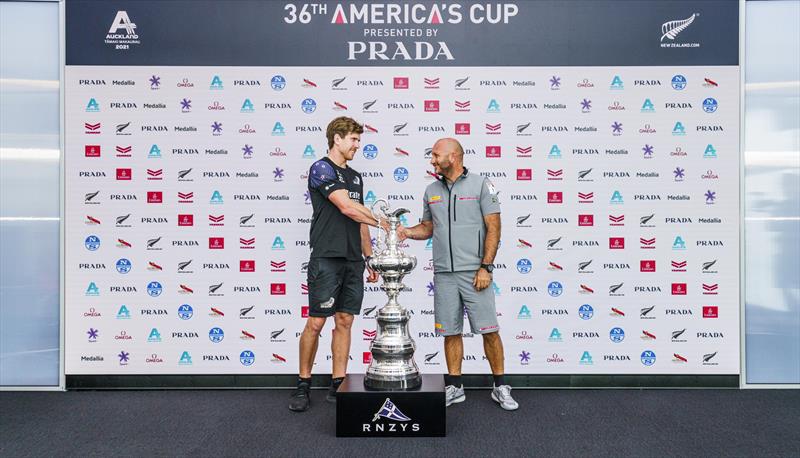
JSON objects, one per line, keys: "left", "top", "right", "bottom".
{"left": 446, "top": 184, "right": 454, "bottom": 271}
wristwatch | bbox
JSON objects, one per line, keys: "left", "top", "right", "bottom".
{"left": 480, "top": 263, "right": 494, "bottom": 273}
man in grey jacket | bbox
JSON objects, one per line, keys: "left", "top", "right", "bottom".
{"left": 398, "top": 138, "right": 518, "bottom": 411}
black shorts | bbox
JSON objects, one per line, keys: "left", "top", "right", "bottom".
{"left": 307, "top": 257, "right": 365, "bottom": 317}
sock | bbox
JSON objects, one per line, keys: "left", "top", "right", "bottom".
{"left": 445, "top": 374, "right": 462, "bottom": 387}
{"left": 493, "top": 374, "right": 505, "bottom": 387}
{"left": 331, "top": 377, "right": 344, "bottom": 387}
{"left": 298, "top": 377, "right": 312, "bottom": 387}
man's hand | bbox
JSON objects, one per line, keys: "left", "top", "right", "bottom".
{"left": 396, "top": 225, "right": 408, "bottom": 242}
{"left": 473, "top": 268, "right": 492, "bottom": 291}
{"left": 366, "top": 265, "right": 379, "bottom": 283}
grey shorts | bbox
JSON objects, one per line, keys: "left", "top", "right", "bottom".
{"left": 433, "top": 271, "right": 499, "bottom": 336}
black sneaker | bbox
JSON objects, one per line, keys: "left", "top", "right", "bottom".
{"left": 288, "top": 382, "right": 311, "bottom": 412}
{"left": 327, "top": 378, "right": 344, "bottom": 403}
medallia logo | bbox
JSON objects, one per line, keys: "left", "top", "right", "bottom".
{"left": 106, "top": 11, "right": 140, "bottom": 50}
{"left": 548, "top": 281, "right": 563, "bottom": 297}
{"left": 641, "top": 350, "right": 657, "bottom": 366}
{"left": 301, "top": 98, "right": 317, "bottom": 114}
{"left": 115, "top": 258, "right": 131, "bottom": 274}
{"left": 578, "top": 304, "right": 594, "bottom": 320}
{"left": 393, "top": 167, "right": 409, "bottom": 182}
{"left": 177, "top": 304, "right": 193, "bottom": 320}
{"left": 609, "top": 327, "right": 625, "bottom": 343}
{"left": 85, "top": 235, "right": 101, "bottom": 251}
{"left": 516, "top": 258, "right": 532, "bottom": 274}
{"left": 702, "top": 98, "right": 718, "bottom": 113}
{"left": 240, "top": 350, "right": 255, "bottom": 366}
{"left": 209, "top": 327, "right": 224, "bottom": 343}
{"left": 363, "top": 144, "right": 378, "bottom": 159}
{"left": 271, "top": 75, "right": 286, "bottom": 90}
{"left": 671, "top": 75, "right": 687, "bottom": 90}
{"left": 146, "top": 281, "right": 162, "bottom": 297}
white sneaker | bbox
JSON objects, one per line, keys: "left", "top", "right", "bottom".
{"left": 445, "top": 384, "right": 465, "bottom": 406}
{"left": 491, "top": 384, "right": 519, "bottom": 411}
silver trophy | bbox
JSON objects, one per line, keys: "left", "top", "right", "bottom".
{"left": 364, "top": 199, "right": 422, "bottom": 390}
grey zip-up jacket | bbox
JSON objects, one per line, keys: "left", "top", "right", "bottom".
{"left": 422, "top": 168, "right": 501, "bottom": 273}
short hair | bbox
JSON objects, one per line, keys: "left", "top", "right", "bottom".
{"left": 326, "top": 116, "right": 364, "bottom": 149}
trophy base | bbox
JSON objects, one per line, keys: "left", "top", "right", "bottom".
{"left": 363, "top": 374, "right": 422, "bottom": 391}
{"left": 336, "top": 374, "right": 446, "bottom": 437}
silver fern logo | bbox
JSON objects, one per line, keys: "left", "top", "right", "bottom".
{"left": 660, "top": 13, "right": 700, "bottom": 47}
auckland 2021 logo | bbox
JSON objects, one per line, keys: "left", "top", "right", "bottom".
{"left": 106, "top": 11, "right": 140, "bottom": 51}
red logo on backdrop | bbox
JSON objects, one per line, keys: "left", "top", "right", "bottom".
{"left": 85, "top": 145, "right": 100, "bottom": 157}
{"left": 703, "top": 306, "right": 719, "bottom": 318}
{"left": 671, "top": 260, "right": 687, "bottom": 272}
{"left": 578, "top": 214, "right": 594, "bottom": 226}
{"left": 424, "top": 100, "right": 440, "bottom": 112}
{"left": 116, "top": 168, "right": 132, "bottom": 180}
{"left": 517, "top": 169, "right": 532, "bottom": 181}
{"left": 208, "top": 237, "right": 224, "bottom": 249}
{"left": 454, "top": 100, "right": 471, "bottom": 111}
{"left": 640, "top": 260, "right": 656, "bottom": 272}
{"left": 363, "top": 352, "right": 372, "bottom": 364}
{"left": 455, "top": 123, "right": 470, "bottom": 135}
{"left": 640, "top": 237, "right": 656, "bottom": 249}
{"left": 609, "top": 237, "right": 625, "bottom": 249}
{"left": 301, "top": 306, "right": 309, "bottom": 318}
{"left": 115, "top": 145, "right": 132, "bottom": 157}
{"left": 516, "top": 146, "right": 532, "bottom": 156}
{"left": 270, "top": 283, "right": 286, "bottom": 295}
{"left": 486, "top": 146, "right": 501, "bottom": 158}
{"left": 84, "top": 122, "right": 101, "bottom": 134}
{"left": 178, "top": 214, "right": 193, "bottom": 226}
{"left": 240, "top": 237, "right": 255, "bottom": 248}
{"left": 239, "top": 260, "right": 255, "bottom": 272}
{"left": 301, "top": 283, "right": 309, "bottom": 295}
{"left": 547, "top": 191, "right": 563, "bottom": 203}
{"left": 547, "top": 169, "right": 563, "bottom": 180}
{"left": 208, "top": 214, "right": 224, "bottom": 226}
{"left": 671, "top": 283, "right": 687, "bottom": 295}
{"left": 270, "top": 260, "right": 286, "bottom": 272}
{"left": 424, "top": 77, "right": 440, "bottom": 88}
{"left": 702, "top": 283, "right": 719, "bottom": 295}
{"left": 578, "top": 192, "right": 594, "bottom": 203}
{"left": 393, "top": 77, "right": 409, "bottom": 89}
{"left": 609, "top": 214, "right": 624, "bottom": 226}
{"left": 177, "top": 192, "right": 193, "bottom": 203}
{"left": 485, "top": 123, "right": 501, "bottom": 134}
{"left": 146, "top": 169, "right": 163, "bottom": 180}
{"left": 147, "top": 191, "right": 162, "bottom": 203}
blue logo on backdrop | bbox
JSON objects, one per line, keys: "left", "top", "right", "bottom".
{"left": 147, "top": 281, "right": 162, "bottom": 297}
{"left": 116, "top": 305, "right": 130, "bottom": 319}
{"left": 393, "top": 167, "right": 409, "bottom": 182}
{"left": 641, "top": 350, "right": 657, "bottom": 366}
{"left": 85, "top": 235, "right": 101, "bottom": 251}
{"left": 115, "top": 258, "right": 131, "bottom": 274}
{"left": 516, "top": 259, "right": 532, "bottom": 274}
{"left": 363, "top": 144, "right": 378, "bottom": 159}
{"left": 148, "top": 144, "right": 162, "bottom": 158}
{"left": 210, "top": 75, "right": 223, "bottom": 90}
{"left": 209, "top": 327, "right": 224, "bottom": 343}
{"left": 609, "top": 327, "right": 625, "bottom": 343}
{"left": 578, "top": 304, "right": 594, "bottom": 320}
{"left": 301, "top": 98, "right": 317, "bottom": 113}
{"left": 240, "top": 350, "right": 255, "bottom": 366}
{"left": 702, "top": 98, "right": 718, "bottom": 113}
{"left": 671, "top": 75, "right": 687, "bottom": 90}
{"left": 548, "top": 281, "right": 563, "bottom": 297}
{"left": 271, "top": 75, "right": 286, "bottom": 90}
{"left": 177, "top": 304, "right": 193, "bottom": 320}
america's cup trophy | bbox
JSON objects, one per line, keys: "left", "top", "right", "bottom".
{"left": 364, "top": 199, "right": 422, "bottom": 390}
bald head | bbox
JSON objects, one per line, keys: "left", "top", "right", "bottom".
{"left": 433, "top": 138, "right": 464, "bottom": 161}
{"left": 430, "top": 137, "right": 465, "bottom": 180}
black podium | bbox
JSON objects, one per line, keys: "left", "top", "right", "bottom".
{"left": 335, "top": 374, "right": 446, "bottom": 437}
